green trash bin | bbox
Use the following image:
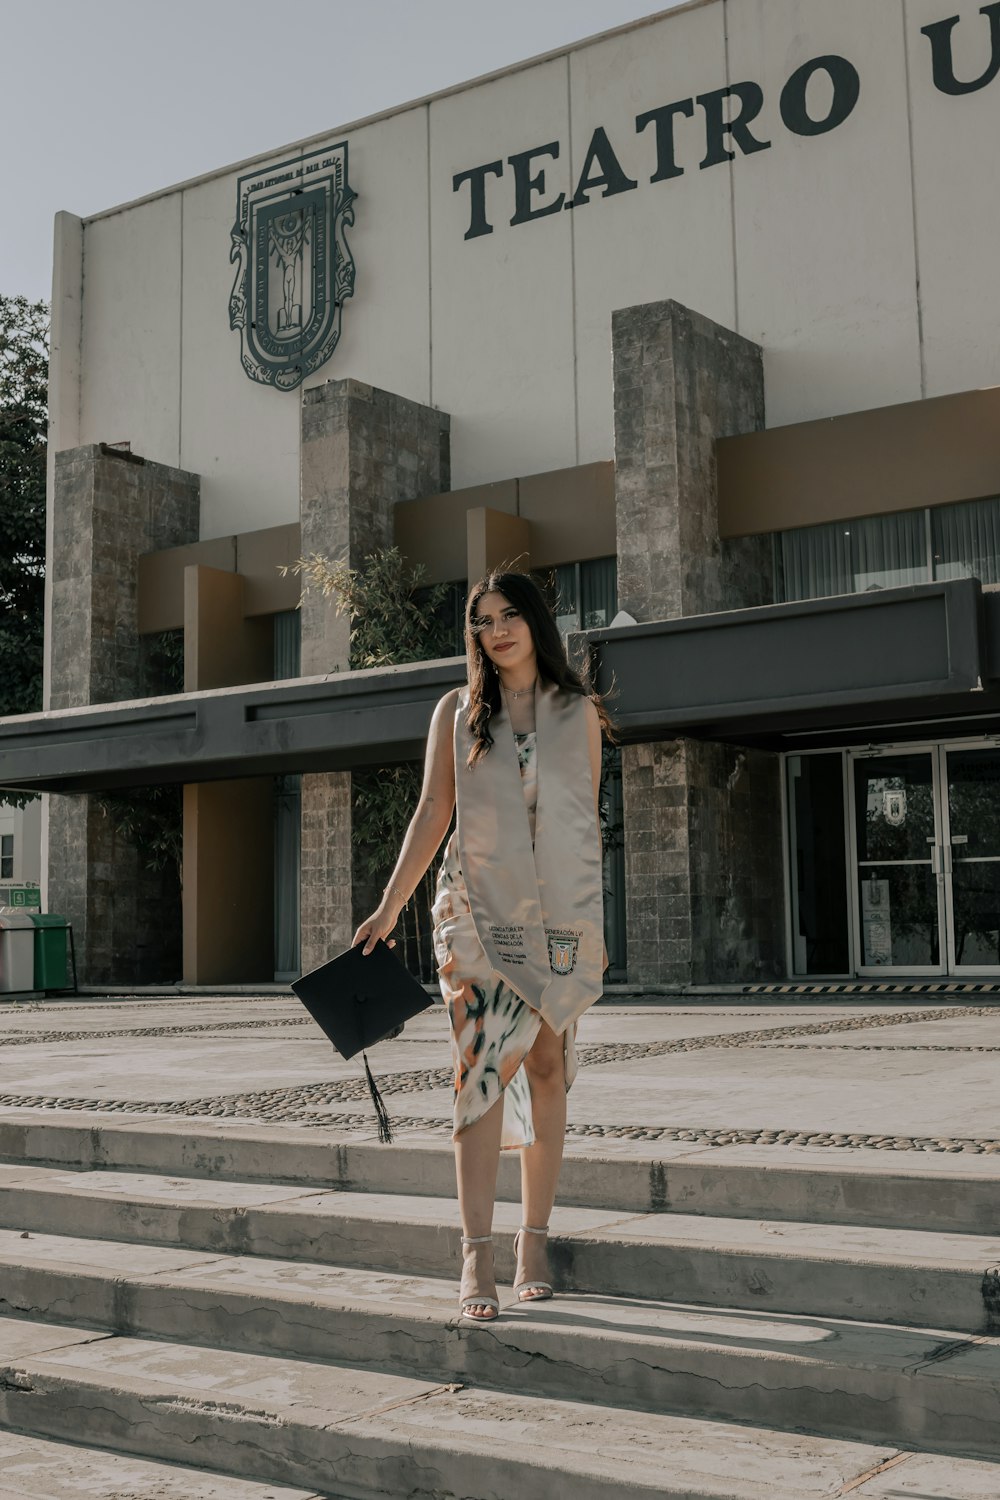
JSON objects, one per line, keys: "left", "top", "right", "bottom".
{"left": 30, "top": 915, "right": 70, "bottom": 991}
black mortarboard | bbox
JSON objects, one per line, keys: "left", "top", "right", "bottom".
{"left": 290, "top": 939, "right": 433, "bottom": 1142}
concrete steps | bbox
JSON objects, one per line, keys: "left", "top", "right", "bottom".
{"left": 0, "top": 1117, "right": 999, "bottom": 1495}
{"left": 3, "top": 1114, "right": 999, "bottom": 1230}
{"left": 2, "top": 1223, "right": 1000, "bottom": 1459}
{"left": 5, "top": 1315, "right": 1000, "bottom": 1499}
{"left": 0, "top": 1428, "right": 326, "bottom": 1499}
{"left": 0, "top": 1162, "right": 998, "bottom": 1331}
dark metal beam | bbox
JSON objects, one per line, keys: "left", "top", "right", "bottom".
{"left": 0, "top": 581, "right": 996, "bottom": 794}
{"left": 0, "top": 660, "right": 466, "bottom": 793}
{"left": 588, "top": 578, "right": 988, "bottom": 747}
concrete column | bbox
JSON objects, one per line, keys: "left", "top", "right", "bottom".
{"left": 182, "top": 780, "right": 274, "bottom": 985}
{"left": 466, "top": 507, "right": 531, "bottom": 581}
{"left": 182, "top": 566, "right": 273, "bottom": 693}
{"left": 46, "top": 445, "right": 199, "bottom": 984}
{"left": 612, "top": 299, "right": 783, "bottom": 985}
{"left": 180, "top": 564, "right": 276, "bottom": 984}
{"left": 298, "top": 378, "right": 450, "bottom": 973}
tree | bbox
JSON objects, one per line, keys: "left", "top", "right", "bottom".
{"left": 0, "top": 296, "right": 47, "bottom": 719}
{"left": 291, "top": 546, "right": 457, "bottom": 978}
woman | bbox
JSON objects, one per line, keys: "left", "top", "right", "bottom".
{"left": 352, "top": 569, "right": 611, "bottom": 1321}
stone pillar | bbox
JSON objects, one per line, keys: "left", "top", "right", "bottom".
{"left": 298, "top": 379, "right": 450, "bottom": 973}
{"left": 612, "top": 299, "right": 783, "bottom": 985}
{"left": 46, "top": 445, "right": 199, "bottom": 984}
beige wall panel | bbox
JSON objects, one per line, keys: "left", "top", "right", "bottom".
{"left": 519, "top": 461, "right": 616, "bottom": 566}
{"left": 183, "top": 566, "right": 275, "bottom": 692}
{"left": 466, "top": 507, "right": 532, "bottom": 580}
{"left": 429, "top": 59, "right": 577, "bottom": 489}
{"left": 79, "top": 195, "right": 182, "bottom": 467}
{"left": 568, "top": 5, "right": 736, "bottom": 466}
{"left": 395, "top": 481, "right": 517, "bottom": 582}
{"left": 302, "top": 108, "right": 431, "bottom": 407}
{"left": 237, "top": 523, "right": 302, "bottom": 616}
{"left": 179, "top": 168, "right": 301, "bottom": 539}
{"left": 138, "top": 536, "right": 236, "bottom": 635}
{"left": 182, "top": 779, "right": 274, "bottom": 984}
{"left": 718, "top": 386, "right": 1000, "bottom": 537}
{"left": 905, "top": 0, "right": 1000, "bottom": 396}
{"left": 727, "top": 0, "right": 922, "bottom": 425}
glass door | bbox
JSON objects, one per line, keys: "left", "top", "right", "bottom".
{"left": 942, "top": 748, "right": 1000, "bottom": 973}
{"left": 850, "top": 750, "right": 946, "bottom": 974}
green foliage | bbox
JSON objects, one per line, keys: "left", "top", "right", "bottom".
{"left": 290, "top": 546, "right": 455, "bottom": 668}
{"left": 95, "top": 784, "right": 183, "bottom": 878}
{"left": 145, "top": 628, "right": 185, "bottom": 694}
{"left": 0, "top": 295, "right": 48, "bottom": 720}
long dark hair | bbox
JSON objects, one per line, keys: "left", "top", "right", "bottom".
{"left": 464, "top": 569, "right": 616, "bottom": 766}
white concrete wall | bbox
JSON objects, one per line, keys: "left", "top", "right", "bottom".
{"left": 53, "top": 0, "right": 1000, "bottom": 536}
{"left": 0, "top": 799, "right": 42, "bottom": 886}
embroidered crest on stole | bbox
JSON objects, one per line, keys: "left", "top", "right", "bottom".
{"left": 546, "top": 929, "right": 581, "bottom": 974}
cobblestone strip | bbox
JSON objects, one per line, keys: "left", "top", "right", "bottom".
{"left": 575, "top": 1005, "right": 997, "bottom": 1065}
{"left": 0, "top": 1092, "right": 992, "bottom": 1155}
{"left": 0, "top": 1017, "right": 318, "bottom": 1047}
{"left": 766, "top": 1043, "right": 1000, "bottom": 1052}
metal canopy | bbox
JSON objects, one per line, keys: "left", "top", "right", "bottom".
{"left": 1, "top": 581, "right": 998, "bottom": 794}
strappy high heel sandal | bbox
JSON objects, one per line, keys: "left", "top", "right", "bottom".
{"left": 459, "top": 1234, "right": 500, "bottom": 1322}
{"left": 513, "top": 1222, "right": 553, "bottom": 1303}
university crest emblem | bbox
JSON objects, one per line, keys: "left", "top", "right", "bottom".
{"left": 547, "top": 930, "right": 580, "bottom": 975}
{"left": 882, "top": 788, "right": 907, "bottom": 827}
{"left": 229, "top": 141, "right": 356, "bottom": 391}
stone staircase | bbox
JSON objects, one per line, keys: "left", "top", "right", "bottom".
{"left": 0, "top": 1116, "right": 998, "bottom": 1498}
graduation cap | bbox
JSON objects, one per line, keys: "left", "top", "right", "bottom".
{"left": 291, "top": 939, "right": 433, "bottom": 1143}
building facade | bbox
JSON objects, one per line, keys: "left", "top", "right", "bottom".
{"left": 0, "top": 799, "right": 41, "bottom": 899}
{"left": 2, "top": 0, "right": 1000, "bottom": 986}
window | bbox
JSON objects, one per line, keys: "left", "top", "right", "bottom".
{"left": 540, "top": 558, "right": 618, "bottom": 633}
{"left": 932, "top": 496, "right": 1000, "bottom": 586}
{"left": 274, "top": 611, "right": 302, "bottom": 680}
{"left": 0, "top": 835, "right": 13, "bottom": 880}
{"left": 776, "top": 498, "right": 1000, "bottom": 604}
{"left": 776, "top": 510, "right": 926, "bottom": 603}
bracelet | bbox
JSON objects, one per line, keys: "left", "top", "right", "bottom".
{"left": 383, "top": 883, "right": 408, "bottom": 905}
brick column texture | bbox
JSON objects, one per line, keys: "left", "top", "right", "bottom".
{"left": 612, "top": 300, "right": 783, "bottom": 984}
{"left": 46, "top": 446, "right": 199, "bottom": 984}
{"left": 298, "top": 379, "right": 451, "bottom": 973}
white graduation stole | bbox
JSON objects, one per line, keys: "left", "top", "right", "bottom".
{"left": 453, "top": 682, "right": 604, "bottom": 1033}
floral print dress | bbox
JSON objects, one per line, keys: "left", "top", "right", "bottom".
{"left": 432, "top": 731, "right": 578, "bottom": 1148}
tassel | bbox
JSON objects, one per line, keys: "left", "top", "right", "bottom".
{"left": 363, "top": 1050, "right": 394, "bottom": 1144}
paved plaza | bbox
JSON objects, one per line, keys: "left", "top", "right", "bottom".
{"left": 0, "top": 990, "right": 998, "bottom": 1153}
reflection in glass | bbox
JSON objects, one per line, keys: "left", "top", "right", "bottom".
{"left": 947, "top": 750, "right": 1000, "bottom": 860}
{"left": 932, "top": 496, "right": 1000, "bottom": 586}
{"left": 854, "top": 754, "right": 939, "bottom": 968}
{"left": 788, "top": 754, "right": 849, "bottom": 974}
{"left": 858, "top": 864, "right": 939, "bottom": 967}
{"left": 777, "top": 509, "right": 926, "bottom": 603}
{"left": 948, "top": 749, "right": 1000, "bottom": 967}
{"left": 853, "top": 757, "right": 936, "bottom": 863}
{"left": 952, "top": 863, "right": 1000, "bottom": 966}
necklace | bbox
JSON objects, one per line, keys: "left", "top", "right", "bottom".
{"left": 503, "top": 679, "right": 537, "bottom": 701}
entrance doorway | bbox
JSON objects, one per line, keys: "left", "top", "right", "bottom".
{"left": 850, "top": 745, "right": 1000, "bottom": 975}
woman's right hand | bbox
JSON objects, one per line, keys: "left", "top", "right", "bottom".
{"left": 352, "top": 900, "right": 400, "bottom": 956}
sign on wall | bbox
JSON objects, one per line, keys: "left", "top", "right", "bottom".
{"left": 452, "top": 4, "right": 1000, "bottom": 241}
{"left": 229, "top": 140, "right": 356, "bottom": 390}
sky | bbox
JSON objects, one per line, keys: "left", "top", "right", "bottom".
{"left": 2, "top": 0, "right": 687, "bottom": 304}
